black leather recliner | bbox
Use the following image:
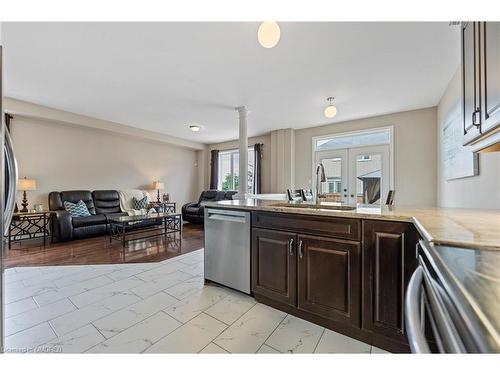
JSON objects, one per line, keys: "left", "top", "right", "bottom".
{"left": 92, "top": 190, "right": 127, "bottom": 222}
{"left": 49, "top": 190, "right": 108, "bottom": 242}
{"left": 50, "top": 189, "right": 165, "bottom": 242}
{"left": 181, "top": 190, "right": 236, "bottom": 224}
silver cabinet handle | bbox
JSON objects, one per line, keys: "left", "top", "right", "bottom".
{"left": 298, "top": 239, "right": 304, "bottom": 259}
{"left": 405, "top": 266, "right": 431, "bottom": 353}
{"left": 288, "top": 238, "right": 294, "bottom": 256}
{"left": 4, "top": 129, "right": 19, "bottom": 235}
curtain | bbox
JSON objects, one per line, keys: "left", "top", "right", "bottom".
{"left": 253, "top": 143, "right": 262, "bottom": 194}
{"left": 209, "top": 149, "right": 219, "bottom": 190}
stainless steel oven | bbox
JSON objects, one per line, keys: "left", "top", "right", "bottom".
{"left": 405, "top": 240, "right": 500, "bottom": 353}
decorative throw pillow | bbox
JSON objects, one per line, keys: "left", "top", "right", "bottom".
{"left": 132, "top": 196, "right": 149, "bottom": 210}
{"left": 64, "top": 200, "right": 91, "bottom": 217}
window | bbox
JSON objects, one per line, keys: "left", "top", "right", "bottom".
{"left": 357, "top": 155, "right": 372, "bottom": 162}
{"left": 326, "top": 177, "right": 341, "bottom": 193}
{"left": 315, "top": 128, "right": 390, "bottom": 151}
{"left": 218, "top": 148, "right": 255, "bottom": 192}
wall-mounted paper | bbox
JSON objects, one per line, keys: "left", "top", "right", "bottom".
{"left": 442, "top": 113, "right": 479, "bottom": 180}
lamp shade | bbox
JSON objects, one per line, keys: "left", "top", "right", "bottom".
{"left": 152, "top": 181, "right": 164, "bottom": 190}
{"left": 18, "top": 178, "right": 37, "bottom": 191}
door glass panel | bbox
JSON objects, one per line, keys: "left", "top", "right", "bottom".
{"left": 355, "top": 153, "right": 382, "bottom": 205}
{"left": 321, "top": 157, "right": 343, "bottom": 202}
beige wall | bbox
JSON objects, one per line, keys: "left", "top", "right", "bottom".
{"left": 206, "top": 134, "right": 272, "bottom": 194}
{"left": 270, "top": 129, "right": 295, "bottom": 193}
{"left": 437, "top": 68, "right": 500, "bottom": 209}
{"left": 11, "top": 116, "right": 200, "bottom": 210}
{"left": 295, "top": 107, "right": 438, "bottom": 206}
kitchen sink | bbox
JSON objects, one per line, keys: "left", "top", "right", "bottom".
{"left": 271, "top": 202, "right": 357, "bottom": 211}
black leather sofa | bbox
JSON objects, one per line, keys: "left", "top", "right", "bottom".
{"left": 49, "top": 190, "right": 155, "bottom": 242}
{"left": 182, "top": 190, "right": 236, "bottom": 224}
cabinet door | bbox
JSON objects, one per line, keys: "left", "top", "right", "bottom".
{"left": 297, "top": 235, "right": 361, "bottom": 326}
{"left": 362, "top": 220, "right": 418, "bottom": 341}
{"left": 462, "top": 21, "right": 482, "bottom": 144}
{"left": 252, "top": 228, "right": 296, "bottom": 306}
{"left": 482, "top": 22, "right": 500, "bottom": 134}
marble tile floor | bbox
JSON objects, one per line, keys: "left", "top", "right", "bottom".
{"left": 4, "top": 249, "right": 390, "bottom": 354}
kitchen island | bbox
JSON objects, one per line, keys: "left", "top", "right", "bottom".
{"left": 204, "top": 199, "right": 500, "bottom": 353}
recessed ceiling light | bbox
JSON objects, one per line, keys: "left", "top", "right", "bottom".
{"left": 324, "top": 97, "right": 337, "bottom": 119}
{"left": 258, "top": 22, "right": 281, "bottom": 49}
{"left": 189, "top": 125, "right": 201, "bottom": 132}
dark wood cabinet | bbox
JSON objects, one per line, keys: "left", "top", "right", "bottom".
{"left": 250, "top": 212, "right": 418, "bottom": 352}
{"left": 481, "top": 22, "right": 500, "bottom": 134}
{"left": 297, "top": 235, "right": 361, "bottom": 326}
{"left": 462, "top": 21, "right": 500, "bottom": 147}
{"left": 362, "top": 220, "right": 418, "bottom": 342}
{"left": 251, "top": 228, "right": 297, "bottom": 306}
{"left": 462, "top": 21, "right": 482, "bottom": 144}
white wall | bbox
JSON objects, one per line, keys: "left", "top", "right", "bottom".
{"left": 437, "top": 68, "right": 500, "bottom": 208}
{"left": 11, "top": 116, "right": 200, "bottom": 210}
{"left": 294, "top": 107, "right": 438, "bottom": 207}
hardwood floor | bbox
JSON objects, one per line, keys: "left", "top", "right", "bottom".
{"left": 4, "top": 223, "right": 204, "bottom": 269}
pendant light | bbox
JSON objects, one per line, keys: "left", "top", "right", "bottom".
{"left": 324, "top": 97, "right": 337, "bottom": 119}
{"left": 258, "top": 22, "right": 281, "bottom": 48}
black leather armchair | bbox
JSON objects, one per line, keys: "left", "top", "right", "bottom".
{"left": 182, "top": 190, "right": 236, "bottom": 224}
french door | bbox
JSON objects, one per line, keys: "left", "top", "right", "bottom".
{"left": 314, "top": 149, "right": 348, "bottom": 203}
{"left": 314, "top": 145, "right": 390, "bottom": 206}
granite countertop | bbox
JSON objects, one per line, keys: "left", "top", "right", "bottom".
{"left": 205, "top": 199, "right": 500, "bottom": 251}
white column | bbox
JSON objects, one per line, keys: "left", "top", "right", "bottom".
{"left": 235, "top": 106, "right": 248, "bottom": 199}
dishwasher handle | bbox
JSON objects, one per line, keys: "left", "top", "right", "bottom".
{"left": 206, "top": 209, "right": 248, "bottom": 223}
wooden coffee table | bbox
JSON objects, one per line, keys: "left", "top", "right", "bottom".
{"left": 109, "top": 212, "right": 182, "bottom": 248}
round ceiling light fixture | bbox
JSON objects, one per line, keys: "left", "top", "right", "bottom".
{"left": 258, "top": 22, "right": 281, "bottom": 48}
{"left": 189, "top": 125, "right": 201, "bottom": 132}
{"left": 324, "top": 97, "right": 337, "bottom": 119}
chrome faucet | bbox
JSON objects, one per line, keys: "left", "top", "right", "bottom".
{"left": 315, "top": 163, "right": 326, "bottom": 205}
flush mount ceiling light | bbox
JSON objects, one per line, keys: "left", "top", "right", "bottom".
{"left": 189, "top": 125, "right": 201, "bottom": 132}
{"left": 324, "top": 97, "right": 337, "bottom": 119}
{"left": 257, "top": 22, "right": 281, "bottom": 48}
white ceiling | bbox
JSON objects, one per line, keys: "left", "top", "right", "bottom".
{"left": 3, "top": 22, "right": 460, "bottom": 144}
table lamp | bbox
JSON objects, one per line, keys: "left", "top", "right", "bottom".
{"left": 18, "top": 177, "right": 37, "bottom": 212}
{"left": 152, "top": 181, "right": 164, "bottom": 203}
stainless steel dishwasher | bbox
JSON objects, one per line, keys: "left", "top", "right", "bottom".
{"left": 204, "top": 208, "right": 250, "bottom": 294}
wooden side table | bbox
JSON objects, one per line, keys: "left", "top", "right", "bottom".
{"left": 8, "top": 211, "right": 52, "bottom": 249}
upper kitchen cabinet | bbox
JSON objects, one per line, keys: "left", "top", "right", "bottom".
{"left": 462, "top": 21, "right": 500, "bottom": 151}
{"left": 481, "top": 22, "right": 500, "bottom": 135}
{"left": 462, "top": 22, "right": 482, "bottom": 144}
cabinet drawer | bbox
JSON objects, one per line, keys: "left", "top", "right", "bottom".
{"left": 252, "top": 212, "right": 361, "bottom": 241}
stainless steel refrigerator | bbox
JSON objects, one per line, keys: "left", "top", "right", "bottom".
{"left": 1, "top": 40, "right": 20, "bottom": 353}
